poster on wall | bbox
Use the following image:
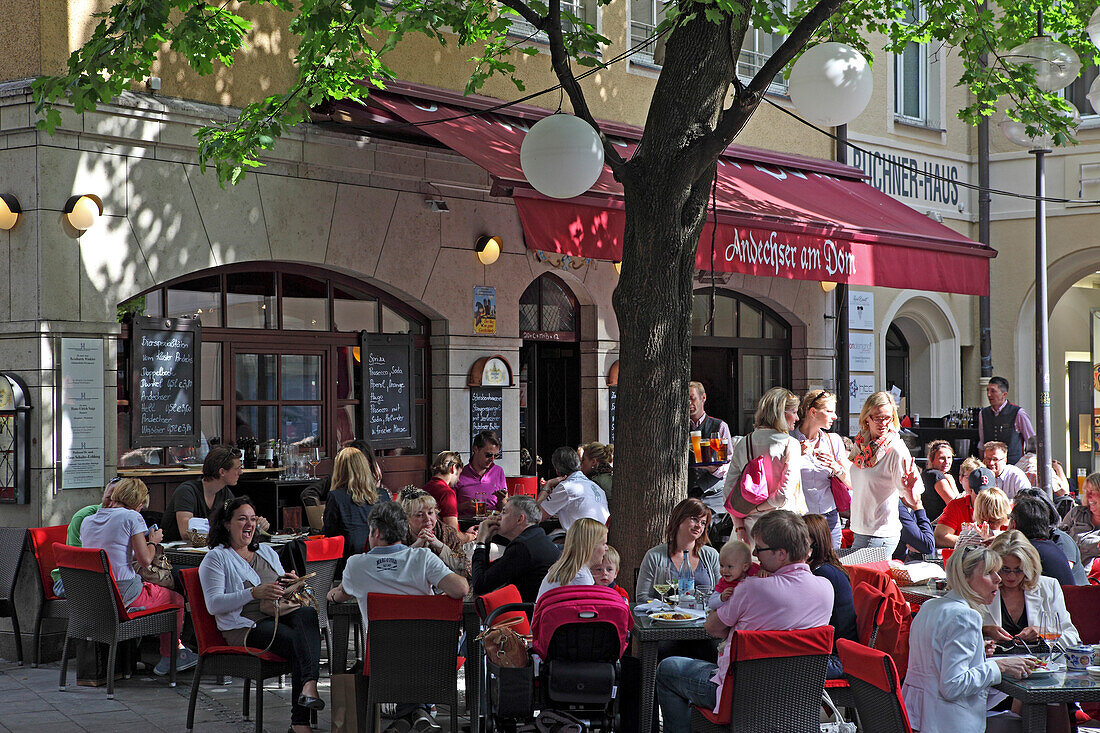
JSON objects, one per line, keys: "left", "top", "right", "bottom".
{"left": 61, "top": 337, "right": 105, "bottom": 489}
{"left": 849, "top": 333, "right": 875, "bottom": 372}
{"left": 848, "top": 375, "right": 876, "bottom": 435}
{"left": 848, "top": 290, "right": 875, "bottom": 331}
{"left": 474, "top": 286, "right": 497, "bottom": 334}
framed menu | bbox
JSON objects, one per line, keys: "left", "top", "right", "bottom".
{"left": 61, "top": 338, "right": 105, "bottom": 488}
{"left": 130, "top": 316, "right": 201, "bottom": 448}
{"left": 360, "top": 332, "right": 416, "bottom": 449}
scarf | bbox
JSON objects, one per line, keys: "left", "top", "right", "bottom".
{"left": 851, "top": 431, "right": 894, "bottom": 469}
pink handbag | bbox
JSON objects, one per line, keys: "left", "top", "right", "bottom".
{"left": 725, "top": 435, "right": 773, "bottom": 518}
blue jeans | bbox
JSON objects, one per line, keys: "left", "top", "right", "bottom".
{"left": 850, "top": 533, "right": 900, "bottom": 553}
{"left": 824, "top": 509, "right": 842, "bottom": 549}
{"left": 656, "top": 656, "right": 718, "bottom": 733}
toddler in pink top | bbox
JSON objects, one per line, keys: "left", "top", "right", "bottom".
{"left": 709, "top": 539, "right": 759, "bottom": 610}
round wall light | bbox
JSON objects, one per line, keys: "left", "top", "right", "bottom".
{"left": 613, "top": 261, "right": 622, "bottom": 274}
{"left": 0, "top": 194, "right": 21, "bottom": 230}
{"left": 475, "top": 235, "right": 502, "bottom": 266}
{"left": 63, "top": 194, "right": 104, "bottom": 231}
{"left": 820, "top": 280, "right": 838, "bottom": 293}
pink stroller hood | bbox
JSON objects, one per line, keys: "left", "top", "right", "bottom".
{"left": 531, "top": 584, "right": 633, "bottom": 659}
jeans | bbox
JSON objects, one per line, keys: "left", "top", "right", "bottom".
{"left": 655, "top": 656, "right": 718, "bottom": 733}
{"left": 826, "top": 653, "right": 844, "bottom": 679}
{"left": 247, "top": 606, "right": 322, "bottom": 725}
{"left": 850, "top": 533, "right": 900, "bottom": 553}
{"left": 824, "top": 509, "right": 842, "bottom": 549}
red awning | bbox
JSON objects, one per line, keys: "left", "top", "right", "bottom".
{"left": 366, "top": 86, "right": 994, "bottom": 296}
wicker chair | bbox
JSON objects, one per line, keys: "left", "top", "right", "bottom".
{"left": 54, "top": 544, "right": 181, "bottom": 698}
{"left": 179, "top": 568, "right": 292, "bottom": 733}
{"left": 837, "top": 546, "right": 892, "bottom": 565}
{"left": 365, "top": 593, "right": 463, "bottom": 732}
{"left": 302, "top": 535, "right": 344, "bottom": 664}
{"left": 0, "top": 527, "right": 26, "bottom": 665}
{"left": 689, "top": 625, "right": 833, "bottom": 733}
{"left": 837, "top": 639, "right": 913, "bottom": 732}
{"left": 26, "top": 525, "right": 69, "bottom": 666}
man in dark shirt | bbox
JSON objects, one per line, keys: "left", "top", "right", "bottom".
{"left": 1010, "top": 495, "right": 1077, "bottom": 586}
{"left": 163, "top": 445, "right": 267, "bottom": 542}
{"left": 471, "top": 494, "right": 561, "bottom": 602}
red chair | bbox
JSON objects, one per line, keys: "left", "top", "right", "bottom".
{"left": 837, "top": 639, "right": 913, "bottom": 733}
{"left": 852, "top": 581, "right": 889, "bottom": 647}
{"left": 54, "top": 544, "right": 182, "bottom": 698}
{"left": 26, "top": 525, "right": 68, "bottom": 666}
{"left": 1062, "top": 584, "right": 1100, "bottom": 644}
{"left": 689, "top": 625, "right": 834, "bottom": 732}
{"left": 506, "top": 477, "right": 538, "bottom": 497}
{"left": 179, "top": 568, "right": 292, "bottom": 733}
{"left": 475, "top": 583, "right": 532, "bottom": 636}
{"left": 365, "top": 593, "right": 463, "bottom": 732}
{"left": 851, "top": 580, "right": 912, "bottom": 679}
{"left": 302, "top": 535, "right": 344, "bottom": 663}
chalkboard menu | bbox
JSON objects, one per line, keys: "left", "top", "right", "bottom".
{"left": 470, "top": 388, "right": 503, "bottom": 446}
{"left": 130, "top": 316, "right": 201, "bottom": 447}
{"left": 360, "top": 333, "right": 416, "bottom": 449}
{"left": 609, "top": 386, "right": 616, "bottom": 445}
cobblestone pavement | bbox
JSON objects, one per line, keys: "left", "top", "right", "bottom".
{"left": 0, "top": 659, "right": 470, "bottom": 732}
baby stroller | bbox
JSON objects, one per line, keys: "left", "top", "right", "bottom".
{"left": 530, "top": 585, "right": 633, "bottom": 731}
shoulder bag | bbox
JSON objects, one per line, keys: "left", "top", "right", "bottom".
{"left": 827, "top": 434, "right": 852, "bottom": 513}
{"left": 132, "top": 543, "right": 175, "bottom": 588}
{"left": 725, "top": 433, "right": 774, "bottom": 519}
{"left": 476, "top": 615, "right": 531, "bottom": 668}
{"left": 245, "top": 572, "right": 318, "bottom": 655}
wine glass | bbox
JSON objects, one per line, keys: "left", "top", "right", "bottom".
{"left": 652, "top": 567, "right": 672, "bottom": 608}
{"left": 308, "top": 447, "right": 321, "bottom": 479}
{"left": 1038, "top": 611, "right": 1060, "bottom": 662}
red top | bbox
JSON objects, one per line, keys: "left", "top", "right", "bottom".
{"left": 936, "top": 494, "right": 974, "bottom": 533}
{"left": 422, "top": 476, "right": 458, "bottom": 519}
{"left": 714, "top": 563, "right": 761, "bottom": 596}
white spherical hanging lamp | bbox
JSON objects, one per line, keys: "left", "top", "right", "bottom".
{"left": 520, "top": 114, "right": 605, "bottom": 199}
{"left": 788, "top": 42, "right": 873, "bottom": 127}
{"left": 1090, "top": 6, "right": 1100, "bottom": 50}
{"left": 999, "top": 103, "right": 1081, "bottom": 149}
{"left": 1006, "top": 36, "right": 1081, "bottom": 92}
{"left": 1088, "top": 74, "right": 1100, "bottom": 116}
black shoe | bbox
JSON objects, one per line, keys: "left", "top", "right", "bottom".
{"left": 297, "top": 694, "right": 325, "bottom": 711}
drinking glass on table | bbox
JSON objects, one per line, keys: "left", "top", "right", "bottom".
{"left": 308, "top": 447, "right": 321, "bottom": 479}
{"left": 652, "top": 567, "right": 673, "bottom": 608}
{"left": 1037, "top": 611, "right": 1060, "bottom": 659}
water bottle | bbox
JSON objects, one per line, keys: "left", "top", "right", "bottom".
{"left": 677, "top": 550, "right": 694, "bottom": 602}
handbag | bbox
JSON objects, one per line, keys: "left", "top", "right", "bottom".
{"left": 726, "top": 435, "right": 776, "bottom": 519}
{"left": 476, "top": 615, "right": 531, "bottom": 668}
{"left": 246, "top": 572, "right": 318, "bottom": 656}
{"left": 132, "top": 544, "right": 175, "bottom": 588}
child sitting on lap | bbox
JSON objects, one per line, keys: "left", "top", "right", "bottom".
{"left": 591, "top": 545, "right": 630, "bottom": 601}
{"left": 709, "top": 539, "right": 758, "bottom": 610}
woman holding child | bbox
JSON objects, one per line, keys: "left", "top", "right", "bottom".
{"left": 636, "top": 498, "right": 719, "bottom": 602}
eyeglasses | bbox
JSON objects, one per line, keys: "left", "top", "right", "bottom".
{"left": 999, "top": 567, "right": 1024, "bottom": 576}
{"left": 868, "top": 415, "right": 894, "bottom": 424}
{"left": 752, "top": 546, "right": 777, "bottom": 556}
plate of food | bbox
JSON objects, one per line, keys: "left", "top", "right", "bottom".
{"left": 649, "top": 609, "right": 705, "bottom": 624}
{"left": 1025, "top": 658, "right": 1063, "bottom": 678}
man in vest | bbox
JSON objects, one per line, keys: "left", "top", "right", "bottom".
{"left": 978, "top": 376, "right": 1034, "bottom": 466}
{"left": 688, "top": 380, "right": 733, "bottom": 517}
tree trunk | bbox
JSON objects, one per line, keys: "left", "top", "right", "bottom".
{"left": 608, "top": 8, "right": 753, "bottom": 591}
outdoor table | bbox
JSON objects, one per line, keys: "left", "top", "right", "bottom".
{"left": 327, "top": 597, "right": 483, "bottom": 722}
{"left": 632, "top": 607, "right": 716, "bottom": 733}
{"left": 899, "top": 583, "right": 949, "bottom": 608}
{"left": 995, "top": 669, "right": 1100, "bottom": 732}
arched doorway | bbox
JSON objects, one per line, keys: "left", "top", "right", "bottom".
{"left": 882, "top": 292, "right": 962, "bottom": 419}
{"left": 690, "top": 290, "right": 792, "bottom": 435}
{"left": 117, "top": 262, "right": 431, "bottom": 488}
{"left": 519, "top": 274, "right": 581, "bottom": 477}
{"left": 885, "top": 323, "right": 910, "bottom": 407}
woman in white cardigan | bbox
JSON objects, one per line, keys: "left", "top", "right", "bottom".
{"left": 198, "top": 496, "right": 324, "bottom": 733}
{"left": 723, "top": 387, "right": 806, "bottom": 549}
{"left": 903, "top": 545, "right": 1032, "bottom": 733}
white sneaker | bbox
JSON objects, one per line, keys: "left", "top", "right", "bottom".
{"left": 154, "top": 648, "right": 200, "bottom": 676}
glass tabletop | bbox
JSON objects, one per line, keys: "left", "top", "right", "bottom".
{"left": 996, "top": 670, "right": 1100, "bottom": 702}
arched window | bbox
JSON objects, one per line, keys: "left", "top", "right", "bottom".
{"left": 520, "top": 274, "right": 579, "bottom": 341}
{"left": 690, "top": 290, "right": 792, "bottom": 434}
{"left": 117, "top": 263, "right": 430, "bottom": 476}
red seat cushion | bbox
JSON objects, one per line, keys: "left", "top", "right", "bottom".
{"left": 304, "top": 535, "right": 344, "bottom": 562}
{"left": 476, "top": 584, "right": 530, "bottom": 636}
{"left": 29, "top": 526, "right": 68, "bottom": 599}
{"left": 202, "top": 645, "right": 287, "bottom": 662}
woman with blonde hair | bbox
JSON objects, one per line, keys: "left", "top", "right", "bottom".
{"left": 903, "top": 545, "right": 1033, "bottom": 732}
{"left": 536, "top": 517, "right": 608, "bottom": 600}
{"left": 323, "top": 447, "right": 391, "bottom": 563}
{"left": 848, "top": 391, "right": 921, "bottom": 552}
{"left": 580, "top": 441, "right": 614, "bottom": 496}
{"left": 400, "top": 488, "right": 471, "bottom": 578}
{"left": 723, "top": 386, "right": 806, "bottom": 547}
{"left": 793, "top": 389, "right": 850, "bottom": 548}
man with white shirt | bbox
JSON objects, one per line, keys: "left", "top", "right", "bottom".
{"left": 983, "top": 441, "right": 1030, "bottom": 500}
{"left": 538, "top": 446, "right": 610, "bottom": 530}
{"left": 328, "top": 501, "right": 467, "bottom": 733}
{"left": 978, "top": 376, "right": 1034, "bottom": 465}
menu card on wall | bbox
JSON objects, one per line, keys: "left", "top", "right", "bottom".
{"left": 61, "top": 338, "right": 105, "bottom": 489}
{"left": 360, "top": 333, "right": 416, "bottom": 449}
{"left": 470, "top": 388, "right": 503, "bottom": 446}
{"left": 130, "top": 316, "right": 202, "bottom": 448}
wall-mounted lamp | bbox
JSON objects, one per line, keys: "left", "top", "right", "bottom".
{"left": 475, "top": 235, "right": 502, "bottom": 266}
{"left": 0, "top": 194, "right": 21, "bottom": 230}
{"left": 63, "top": 194, "right": 104, "bottom": 231}
{"left": 613, "top": 261, "right": 622, "bottom": 274}
{"left": 820, "top": 281, "right": 838, "bottom": 293}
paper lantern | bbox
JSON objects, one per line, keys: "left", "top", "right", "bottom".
{"left": 520, "top": 114, "right": 605, "bottom": 199}
{"left": 788, "top": 42, "right": 873, "bottom": 127}
{"left": 1006, "top": 36, "right": 1081, "bottom": 92}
